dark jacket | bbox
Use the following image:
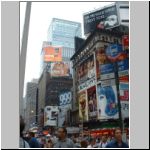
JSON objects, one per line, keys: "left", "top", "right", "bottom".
{"left": 29, "top": 137, "right": 41, "bottom": 148}
{"left": 106, "top": 140, "right": 129, "bottom": 148}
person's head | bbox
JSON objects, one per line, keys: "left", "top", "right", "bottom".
{"left": 114, "top": 128, "right": 122, "bottom": 142}
{"left": 80, "top": 140, "right": 88, "bottom": 148}
{"left": 29, "top": 132, "right": 35, "bottom": 139}
{"left": 101, "top": 134, "right": 107, "bottom": 143}
{"left": 57, "top": 127, "right": 67, "bottom": 140}
{"left": 20, "top": 116, "right": 25, "bottom": 137}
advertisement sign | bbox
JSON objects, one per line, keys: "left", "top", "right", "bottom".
{"left": 83, "top": 5, "right": 119, "bottom": 34}
{"left": 43, "top": 46, "right": 62, "bottom": 62}
{"left": 51, "top": 61, "right": 71, "bottom": 77}
{"left": 97, "top": 84, "right": 119, "bottom": 120}
{"left": 118, "top": 59, "right": 129, "bottom": 77}
{"left": 87, "top": 86, "right": 98, "bottom": 120}
{"left": 100, "top": 63, "right": 115, "bottom": 80}
{"left": 105, "top": 44, "right": 126, "bottom": 62}
{"left": 119, "top": 75, "right": 129, "bottom": 101}
{"left": 121, "top": 101, "right": 129, "bottom": 118}
{"left": 95, "top": 47, "right": 110, "bottom": 80}
{"left": 44, "top": 106, "right": 59, "bottom": 126}
{"left": 77, "top": 55, "right": 95, "bottom": 83}
{"left": 59, "top": 91, "right": 72, "bottom": 107}
{"left": 78, "top": 77, "right": 96, "bottom": 92}
{"left": 78, "top": 91, "right": 88, "bottom": 121}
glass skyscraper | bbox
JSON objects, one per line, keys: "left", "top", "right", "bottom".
{"left": 48, "top": 18, "right": 82, "bottom": 49}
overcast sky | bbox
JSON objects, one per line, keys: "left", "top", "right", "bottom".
{"left": 20, "top": 1, "right": 114, "bottom": 96}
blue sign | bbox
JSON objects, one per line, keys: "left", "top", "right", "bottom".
{"left": 106, "top": 44, "right": 123, "bottom": 59}
{"left": 118, "top": 59, "right": 129, "bottom": 71}
{"left": 100, "top": 63, "right": 114, "bottom": 74}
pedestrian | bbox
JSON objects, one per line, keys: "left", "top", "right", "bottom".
{"left": 98, "top": 134, "right": 108, "bottom": 148}
{"left": 40, "top": 137, "right": 46, "bottom": 148}
{"left": 28, "top": 132, "right": 41, "bottom": 148}
{"left": 53, "top": 127, "right": 75, "bottom": 148}
{"left": 19, "top": 116, "right": 30, "bottom": 148}
{"left": 80, "top": 140, "right": 88, "bottom": 148}
{"left": 105, "top": 128, "right": 129, "bottom": 148}
{"left": 87, "top": 137, "right": 97, "bottom": 148}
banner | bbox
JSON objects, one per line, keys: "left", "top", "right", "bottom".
{"left": 100, "top": 63, "right": 115, "bottom": 80}
{"left": 78, "top": 91, "right": 88, "bottom": 121}
{"left": 97, "top": 84, "right": 119, "bottom": 120}
{"left": 83, "top": 4, "right": 119, "bottom": 35}
{"left": 51, "top": 61, "right": 71, "bottom": 77}
{"left": 87, "top": 86, "right": 98, "bottom": 120}
{"left": 43, "top": 46, "right": 62, "bottom": 62}
{"left": 119, "top": 75, "right": 129, "bottom": 101}
{"left": 118, "top": 59, "right": 129, "bottom": 77}
{"left": 77, "top": 55, "right": 95, "bottom": 84}
{"left": 95, "top": 47, "right": 110, "bottom": 80}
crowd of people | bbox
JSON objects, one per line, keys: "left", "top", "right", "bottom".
{"left": 20, "top": 116, "right": 129, "bottom": 148}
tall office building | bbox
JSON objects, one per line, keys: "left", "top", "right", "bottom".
{"left": 47, "top": 18, "right": 82, "bottom": 49}
{"left": 25, "top": 80, "right": 38, "bottom": 130}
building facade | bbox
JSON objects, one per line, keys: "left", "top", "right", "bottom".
{"left": 71, "top": 27, "right": 129, "bottom": 136}
{"left": 25, "top": 81, "right": 38, "bottom": 130}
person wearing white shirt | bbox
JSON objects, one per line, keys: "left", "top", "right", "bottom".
{"left": 98, "top": 135, "right": 108, "bottom": 148}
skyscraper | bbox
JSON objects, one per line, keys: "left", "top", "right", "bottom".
{"left": 47, "top": 18, "right": 82, "bottom": 49}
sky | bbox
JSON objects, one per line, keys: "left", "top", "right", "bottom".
{"left": 20, "top": 1, "right": 114, "bottom": 96}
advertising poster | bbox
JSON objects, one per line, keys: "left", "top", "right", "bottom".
{"left": 97, "top": 84, "right": 119, "bottom": 120}
{"left": 118, "top": 59, "right": 129, "bottom": 77}
{"left": 78, "top": 91, "right": 88, "bottom": 121}
{"left": 77, "top": 55, "right": 95, "bottom": 84}
{"left": 105, "top": 44, "right": 127, "bottom": 62}
{"left": 100, "top": 63, "right": 115, "bottom": 80}
{"left": 83, "top": 4, "right": 119, "bottom": 35}
{"left": 121, "top": 101, "right": 129, "bottom": 118}
{"left": 43, "top": 46, "right": 62, "bottom": 62}
{"left": 51, "top": 61, "right": 71, "bottom": 77}
{"left": 87, "top": 86, "right": 98, "bottom": 120}
{"left": 95, "top": 47, "right": 110, "bottom": 80}
{"left": 119, "top": 76, "right": 129, "bottom": 101}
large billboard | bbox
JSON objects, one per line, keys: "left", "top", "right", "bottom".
{"left": 44, "top": 106, "right": 59, "bottom": 126}
{"left": 83, "top": 4, "right": 119, "bottom": 35}
{"left": 77, "top": 55, "right": 95, "bottom": 84}
{"left": 78, "top": 91, "right": 88, "bottom": 121}
{"left": 87, "top": 86, "right": 98, "bottom": 120}
{"left": 43, "top": 46, "right": 62, "bottom": 62}
{"left": 97, "top": 82, "right": 119, "bottom": 120}
{"left": 59, "top": 91, "right": 72, "bottom": 107}
{"left": 51, "top": 61, "right": 71, "bottom": 77}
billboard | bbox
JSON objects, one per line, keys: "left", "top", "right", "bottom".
{"left": 83, "top": 4, "right": 119, "bottom": 35}
{"left": 119, "top": 75, "right": 129, "bottom": 101}
{"left": 43, "top": 46, "right": 62, "bottom": 62}
{"left": 87, "top": 86, "right": 98, "bottom": 120}
{"left": 97, "top": 83, "right": 119, "bottom": 120}
{"left": 44, "top": 106, "right": 59, "bottom": 126}
{"left": 95, "top": 47, "right": 110, "bottom": 80}
{"left": 77, "top": 55, "right": 95, "bottom": 84}
{"left": 51, "top": 61, "right": 71, "bottom": 77}
{"left": 100, "top": 63, "right": 115, "bottom": 80}
{"left": 118, "top": 59, "right": 129, "bottom": 77}
{"left": 59, "top": 91, "right": 72, "bottom": 107}
{"left": 78, "top": 91, "right": 88, "bottom": 121}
